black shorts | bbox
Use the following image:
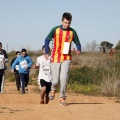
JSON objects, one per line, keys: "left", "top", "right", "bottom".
{"left": 40, "top": 79, "right": 51, "bottom": 94}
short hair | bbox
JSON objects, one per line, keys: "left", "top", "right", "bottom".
{"left": 62, "top": 12, "right": 72, "bottom": 21}
{"left": 21, "top": 48, "right": 26, "bottom": 53}
{"left": 16, "top": 51, "right": 21, "bottom": 55}
{"left": 0, "top": 42, "right": 2, "bottom": 46}
{"left": 42, "top": 45, "right": 50, "bottom": 52}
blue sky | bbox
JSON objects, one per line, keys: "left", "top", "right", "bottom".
{"left": 0, "top": 0, "right": 120, "bottom": 52}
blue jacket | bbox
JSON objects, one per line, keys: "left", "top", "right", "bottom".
{"left": 12, "top": 54, "right": 33, "bottom": 74}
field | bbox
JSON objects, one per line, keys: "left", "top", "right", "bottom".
{"left": 0, "top": 50, "right": 120, "bottom": 120}
{"left": 0, "top": 81, "right": 120, "bottom": 120}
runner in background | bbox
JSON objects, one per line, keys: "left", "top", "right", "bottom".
{"left": 11, "top": 48, "right": 33, "bottom": 94}
{"left": 1, "top": 65, "right": 7, "bottom": 93}
{"left": 0, "top": 42, "right": 8, "bottom": 94}
{"left": 11, "top": 51, "right": 21, "bottom": 93}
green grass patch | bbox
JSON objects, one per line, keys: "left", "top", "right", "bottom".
{"left": 67, "top": 83, "right": 100, "bottom": 95}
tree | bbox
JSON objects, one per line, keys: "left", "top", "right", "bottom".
{"left": 100, "top": 41, "right": 113, "bottom": 49}
{"left": 115, "top": 40, "right": 120, "bottom": 50}
{"left": 86, "top": 40, "right": 99, "bottom": 51}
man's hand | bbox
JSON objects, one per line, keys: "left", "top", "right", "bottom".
{"left": 11, "top": 70, "right": 14, "bottom": 73}
{"left": 45, "top": 54, "right": 49, "bottom": 60}
{"left": 76, "top": 50, "right": 81, "bottom": 56}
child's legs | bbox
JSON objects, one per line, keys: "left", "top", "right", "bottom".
{"left": 14, "top": 73, "right": 21, "bottom": 90}
{"left": 40, "top": 87, "right": 46, "bottom": 101}
{"left": 40, "top": 79, "right": 47, "bottom": 102}
{"left": 50, "top": 63, "right": 60, "bottom": 91}
{"left": 24, "top": 73, "right": 29, "bottom": 87}
{"left": 19, "top": 73, "right": 25, "bottom": 92}
{"left": 45, "top": 82, "right": 51, "bottom": 104}
{"left": 60, "top": 60, "right": 71, "bottom": 99}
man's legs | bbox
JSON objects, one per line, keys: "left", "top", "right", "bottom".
{"left": 49, "top": 63, "right": 60, "bottom": 98}
{"left": 50, "top": 63, "right": 61, "bottom": 91}
{"left": 60, "top": 60, "right": 71, "bottom": 99}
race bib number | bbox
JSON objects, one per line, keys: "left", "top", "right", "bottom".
{"left": 0, "top": 55, "right": 4, "bottom": 61}
{"left": 15, "top": 65, "right": 19, "bottom": 70}
{"left": 20, "top": 60, "right": 27, "bottom": 68}
{"left": 63, "top": 42, "right": 70, "bottom": 54}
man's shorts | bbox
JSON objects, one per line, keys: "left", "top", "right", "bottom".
{"left": 40, "top": 79, "right": 51, "bottom": 94}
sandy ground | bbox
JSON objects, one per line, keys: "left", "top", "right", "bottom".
{"left": 0, "top": 81, "right": 120, "bottom": 120}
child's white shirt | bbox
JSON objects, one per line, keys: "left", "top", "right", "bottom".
{"left": 36, "top": 55, "right": 52, "bottom": 83}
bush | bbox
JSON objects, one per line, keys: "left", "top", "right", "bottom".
{"left": 68, "top": 66, "right": 97, "bottom": 85}
{"left": 6, "top": 72, "right": 15, "bottom": 82}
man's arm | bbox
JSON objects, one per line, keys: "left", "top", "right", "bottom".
{"left": 76, "top": 44, "right": 81, "bottom": 56}
{"left": 44, "top": 26, "right": 57, "bottom": 59}
{"left": 45, "top": 37, "right": 50, "bottom": 60}
{"left": 72, "top": 30, "right": 81, "bottom": 56}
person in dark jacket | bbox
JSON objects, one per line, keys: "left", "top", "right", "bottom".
{"left": 0, "top": 42, "right": 8, "bottom": 93}
{"left": 11, "top": 51, "right": 21, "bottom": 93}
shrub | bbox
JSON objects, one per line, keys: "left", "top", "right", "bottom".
{"left": 68, "top": 66, "right": 97, "bottom": 85}
{"left": 6, "top": 72, "right": 15, "bottom": 82}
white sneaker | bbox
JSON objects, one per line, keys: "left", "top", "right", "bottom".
{"left": 25, "top": 87, "right": 28, "bottom": 92}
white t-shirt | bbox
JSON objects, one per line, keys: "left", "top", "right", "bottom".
{"left": 36, "top": 55, "right": 52, "bottom": 82}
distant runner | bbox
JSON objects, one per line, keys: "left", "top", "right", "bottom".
{"left": 0, "top": 42, "right": 8, "bottom": 93}
{"left": 11, "top": 48, "right": 33, "bottom": 94}
{"left": 11, "top": 51, "right": 21, "bottom": 93}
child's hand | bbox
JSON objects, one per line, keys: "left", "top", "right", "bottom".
{"left": 32, "top": 64, "right": 39, "bottom": 69}
{"left": 32, "top": 64, "right": 36, "bottom": 69}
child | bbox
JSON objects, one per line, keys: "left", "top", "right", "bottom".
{"left": 11, "top": 49, "right": 33, "bottom": 94}
{"left": 33, "top": 45, "right": 52, "bottom": 104}
{"left": 11, "top": 51, "right": 21, "bottom": 93}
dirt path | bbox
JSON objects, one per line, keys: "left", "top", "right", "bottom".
{"left": 0, "top": 81, "right": 120, "bottom": 120}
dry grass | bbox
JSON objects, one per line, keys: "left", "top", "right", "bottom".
{"left": 6, "top": 50, "right": 120, "bottom": 97}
